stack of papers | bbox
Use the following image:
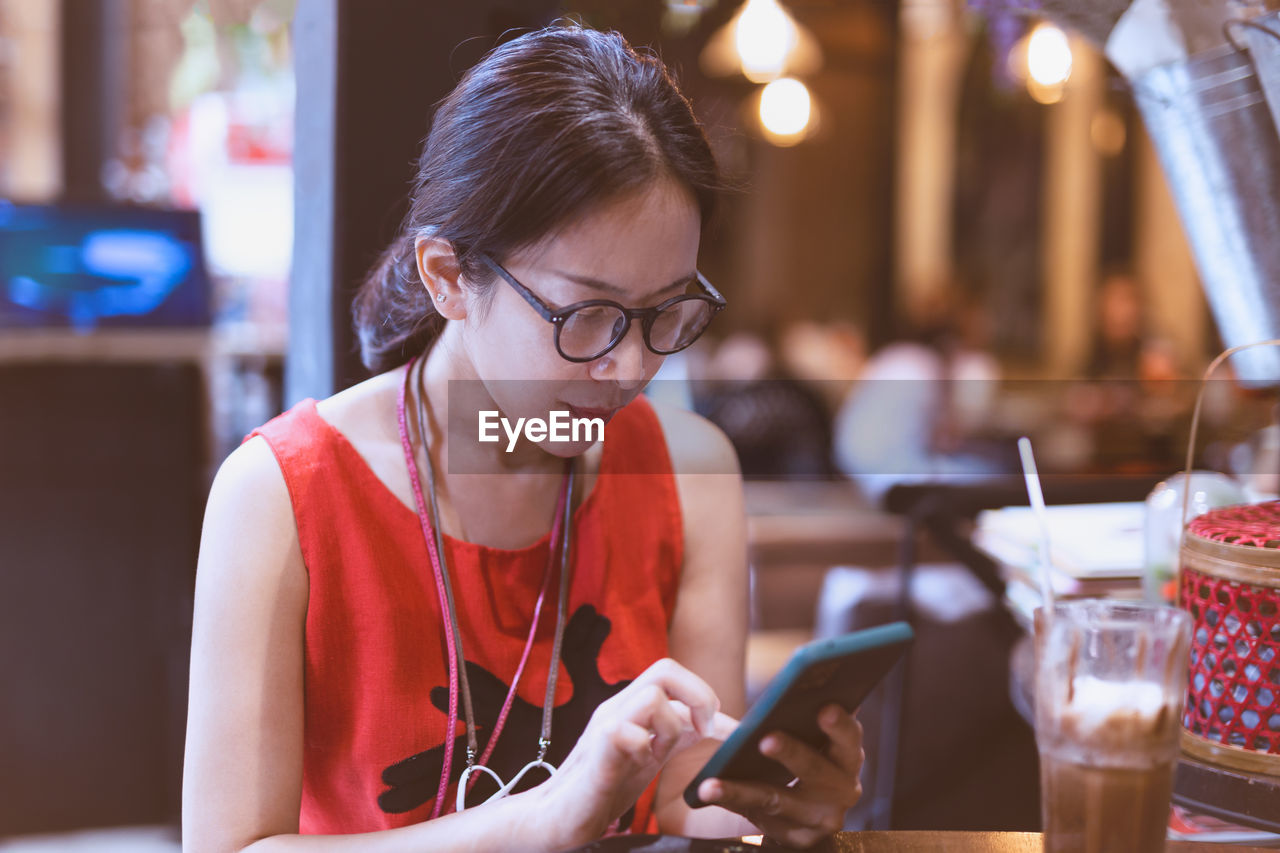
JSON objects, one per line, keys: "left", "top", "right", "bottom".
{"left": 1168, "top": 805, "right": 1280, "bottom": 845}
{"left": 974, "top": 502, "right": 1147, "bottom": 626}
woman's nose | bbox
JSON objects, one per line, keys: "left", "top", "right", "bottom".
{"left": 588, "top": 324, "right": 648, "bottom": 389}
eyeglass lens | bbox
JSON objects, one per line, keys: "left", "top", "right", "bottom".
{"left": 559, "top": 298, "right": 715, "bottom": 360}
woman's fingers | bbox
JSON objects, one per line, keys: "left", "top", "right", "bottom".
{"left": 683, "top": 708, "right": 864, "bottom": 849}
{"left": 818, "top": 705, "right": 865, "bottom": 778}
{"left": 646, "top": 698, "right": 693, "bottom": 760}
{"left": 757, "top": 731, "right": 849, "bottom": 795}
{"left": 611, "top": 683, "right": 702, "bottom": 765}
{"left": 700, "top": 777, "right": 844, "bottom": 838}
{"left": 630, "top": 658, "right": 720, "bottom": 735}
{"left": 542, "top": 660, "right": 730, "bottom": 847}
{"left": 708, "top": 710, "right": 740, "bottom": 740}
{"left": 610, "top": 719, "right": 655, "bottom": 763}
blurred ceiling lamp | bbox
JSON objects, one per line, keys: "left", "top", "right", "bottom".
{"left": 701, "top": 0, "right": 822, "bottom": 83}
{"left": 757, "top": 77, "right": 818, "bottom": 146}
{"left": 1006, "top": 21, "right": 1074, "bottom": 104}
{"left": 1028, "top": 24, "right": 1072, "bottom": 87}
{"left": 663, "top": 0, "right": 717, "bottom": 35}
{"left": 1026, "top": 22, "right": 1073, "bottom": 104}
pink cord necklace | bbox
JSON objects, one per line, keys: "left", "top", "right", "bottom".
{"left": 397, "top": 354, "right": 575, "bottom": 817}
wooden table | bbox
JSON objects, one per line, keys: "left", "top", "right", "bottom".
{"left": 571, "top": 832, "right": 1279, "bottom": 851}
{"left": 744, "top": 480, "right": 944, "bottom": 568}
{"left": 743, "top": 481, "right": 940, "bottom": 633}
{"left": 827, "top": 832, "right": 1273, "bottom": 851}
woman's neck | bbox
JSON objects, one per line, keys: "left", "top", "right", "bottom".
{"left": 418, "top": 325, "right": 566, "bottom": 478}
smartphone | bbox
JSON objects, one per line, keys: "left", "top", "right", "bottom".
{"left": 683, "top": 621, "right": 914, "bottom": 809}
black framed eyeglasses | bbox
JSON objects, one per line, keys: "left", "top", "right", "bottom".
{"left": 476, "top": 252, "right": 726, "bottom": 363}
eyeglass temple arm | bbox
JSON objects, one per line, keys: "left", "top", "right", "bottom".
{"left": 482, "top": 250, "right": 724, "bottom": 315}
{"left": 696, "top": 271, "right": 726, "bottom": 305}
{"left": 475, "top": 252, "right": 560, "bottom": 321}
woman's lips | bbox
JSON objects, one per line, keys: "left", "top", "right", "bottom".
{"left": 564, "top": 403, "right": 620, "bottom": 424}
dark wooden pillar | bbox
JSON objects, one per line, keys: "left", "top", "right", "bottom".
{"left": 289, "top": 0, "right": 560, "bottom": 402}
{"left": 59, "top": 0, "right": 128, "bottom": 202}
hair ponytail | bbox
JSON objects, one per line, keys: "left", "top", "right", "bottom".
{"left": 353, "top": 235, "right": 447, "bottom": 373}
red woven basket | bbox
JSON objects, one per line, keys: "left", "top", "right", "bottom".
{"left": 1180, "top": 500, "right": 1280, "bottom": 775}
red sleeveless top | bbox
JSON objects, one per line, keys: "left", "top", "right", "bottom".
{"left": 247, "top": 394, "right": 683, "bottom": 836}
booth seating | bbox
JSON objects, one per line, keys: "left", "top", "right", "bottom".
{"left": 0, "top": 362, "right": 206, "bottom": 837}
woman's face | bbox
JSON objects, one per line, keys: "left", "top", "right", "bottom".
{"left": 457, "top": 177, "right": 702, "bottom": 456}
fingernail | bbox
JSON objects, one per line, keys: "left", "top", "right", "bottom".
{"left": 701, "top": 780, "right": 722, "bottom": 802}
{"left": 822, "top": 707, "right": 842, "bottom": 727}
{"left": 760, "top": 736, "right": 779, "bottom": 754}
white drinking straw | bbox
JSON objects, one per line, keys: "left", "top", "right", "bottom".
{"left": 1017, "top": 436, "right": 1056, "bottom": 615}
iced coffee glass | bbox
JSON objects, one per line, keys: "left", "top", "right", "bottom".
{"left": 1035, "top": 600, "right": 1192, "bottom": 853}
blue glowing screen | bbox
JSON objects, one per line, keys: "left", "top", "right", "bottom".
{"left": 0, "top": 201, "right": 211, "bottom": 329}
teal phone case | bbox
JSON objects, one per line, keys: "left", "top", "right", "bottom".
{"left": 683, "top": 621, "right": 914, "bottom": 809}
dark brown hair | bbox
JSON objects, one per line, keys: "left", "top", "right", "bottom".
{"left": 353, "top": 25, "right": 721, "bottom": 373}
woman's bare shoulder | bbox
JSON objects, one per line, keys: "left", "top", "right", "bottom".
{"left": 310, "top": 367, "right": 415, "bottom": 508}
{"left": 211, "top": 434, "right": 288, "bottom": 510}
{"left": 645, "top": 397, "right": 740, "bottom": 477}
{"left": 644, "top": 398, "right": 745, "bottom": 567}
{"left": 209, "top": 367, "right": 404, "bottom": 544}
{"left": 203, "top": 436, "right": 300, "bottom": 570}
{"left": 313, "top": 367, "right": 404, "bottom": 439}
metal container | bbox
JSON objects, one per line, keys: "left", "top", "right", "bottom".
{"left": 1238, "top": 13, "right": 1280, "bottom": 139}
{"left": 1132, "top": 27, "right": 1280, "bottom": 386}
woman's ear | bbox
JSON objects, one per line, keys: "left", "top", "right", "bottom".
{"left": 415, "top": 235, "right": 469, "bottom": 320}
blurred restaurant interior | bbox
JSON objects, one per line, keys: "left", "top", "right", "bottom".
{"left": 2, "top": 0, "right": 1280, "bottom": 848}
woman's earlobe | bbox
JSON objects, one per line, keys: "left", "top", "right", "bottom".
{"left": 416, "top": 236, "right": 468, "bottom": 319}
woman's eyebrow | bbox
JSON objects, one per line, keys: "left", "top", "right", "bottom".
{"left": 554, "top": 270, "right": 697, "bottom": 300}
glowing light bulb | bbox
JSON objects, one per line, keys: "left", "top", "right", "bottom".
{"left": 700, "top": 0, "right": 821, "bottom": 82}
{"left": 735, "top": 0, "right": 798, "bottom": 83}
{"left": 1027, "top": 23, "right": 1072, "bottom": 87}
{"left": 759, "top": 77, "right": 812, "bottom": 143}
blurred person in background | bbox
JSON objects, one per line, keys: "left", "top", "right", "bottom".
{"left": 1074, "top": 269, "right": 1192, "bottom": 473}
{"left": 833, "top": 288, "right": 1005, "bottom": 505}
{"left": 183, "top": 25, "right": 864, "bottom": 853}
{"left": 779, "top": 320, "right": 866, "bottom": 413}
{"left": 1086, "top": 270, "right": 1147, "bottom": 380}
{"left": 693, "top": 327, "right": 842, "bottom": 478}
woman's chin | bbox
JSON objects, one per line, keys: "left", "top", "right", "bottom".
{"left": 538, "top": 438, "right": 599, "bottom": 460}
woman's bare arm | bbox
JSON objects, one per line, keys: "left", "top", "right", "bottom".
{"left": 647, "top": 405, "right": 758, "bottom": 839}
{"left": 649, "top": 404, "right": 866, "bottom": 847}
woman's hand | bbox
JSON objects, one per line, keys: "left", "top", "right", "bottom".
{"left": 694, "top": 704, "right": 864, "bottom": 849}
{"left": 527, "top": 657, "right": 730, "bottom": 848}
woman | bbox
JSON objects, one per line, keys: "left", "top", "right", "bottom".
{"left": 183, "top": 26, "right": 863, "bottom": 852}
